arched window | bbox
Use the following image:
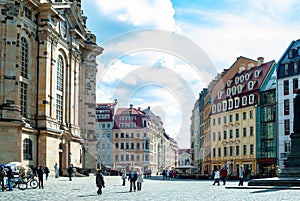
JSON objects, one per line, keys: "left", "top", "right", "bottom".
{"left": 57, "top": 55, "right": 64, "bottom": 91}
{"left": 21, "top": 37, "right": 28, "bottom": 78}
{"left": 23, "top": 138, "right": 32, "bottom": 160}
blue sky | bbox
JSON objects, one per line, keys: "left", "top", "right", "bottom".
{"left": 82, "top": 0, "right": 300, "bottom": 148}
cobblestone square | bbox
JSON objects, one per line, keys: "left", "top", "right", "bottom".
{"left": 1, "top": 176, "right": 300, "bottom": 201}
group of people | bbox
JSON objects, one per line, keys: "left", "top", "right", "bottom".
{"left": 162, "top": 169, "right": 176, "bottom": 180}
{"left": 95, "top": 167, "right": 145, "bottom": 196}
{"left": 212, "top": 165, "right": 246, "bottom": 186}
{"left": 0, "top": 165, "right": 50, "bottom": 191}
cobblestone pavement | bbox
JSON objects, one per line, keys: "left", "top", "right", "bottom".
{"left": 1, "top": 176, "right": 300, "bottom": 201}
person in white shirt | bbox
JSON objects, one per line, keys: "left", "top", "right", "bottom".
{"left": 212, "top": 169, "right": 220, "bottom": 186}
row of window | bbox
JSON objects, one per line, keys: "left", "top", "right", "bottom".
{"left": 212, "top": 94, "right": 256, "bottom": 113}
{"left": 20, "top": 37, "right": 66, "bottom": 126}
{"left": 98, "top": 123, "right": 111, "bottom": 129}
{"left": 226, "top": 70, "right": 261, "bottom": 88}
{"left": 212, "top": 144, "right": 254, "bottom": 158}
{"left": 283, "top": 78, "right": 299, "bottom": 95}
{"left": 115, "top": 141, "right": 149, "bottom": 150}
{"left": 212, "top": 127, "right": 254, "bottom": 141}
{"left": 115, "top": 154, "right": 149, "bottom": 162}
{"left": 119, "top": 116, "right": 136, "bottom": 121}
{"left": 212, "top": 110, "right": 254, "bottom": 126}
{"left": 115, "top": 132, "right": 148, "bottom": 138}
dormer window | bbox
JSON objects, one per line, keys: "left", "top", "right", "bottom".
{"left": 222, "top": 101, "right": 227, "bottom": 111}
{"left": 235, "top": 77, "right": 239, "bottom": 84}
{"left": 242, "top": 96, "right": 247, "bottom": 106}
{"left": 228, "top": 99, "right": 233, "bottom": 110}
{"left": 227, "top": 80, "right": 232, "bottom": 87}
{"left": 212, "top": 105, "right": 216, "bottom": 113}
{"left": 288, "top": 49, "right": 295, "bottom": 58}
{"left": 234, "top": 97, "right": 240, "bottom": 108}
{"left": 218, "top": 91, "right": 223, "bottom": 99}
{"left": 248, "top": 81, "right": 255, "bottom": 90}
{"left": 237, "top": 84, "right": 243, "bottom": 93}
{"left": 232, "top": 86, "right": 237, "bottom": 95}
{"left": 227, "top": 88, "right": 231, "bottom": 97}
{"left": 217, "top": 103, "right": 222, "bottom": 112}
{"left": 245, "top": 73, "right": 250, "bottom": 81}
{"left": 254, "top": 70, "right": 261, "bottom": 78}
{"left": 249, "top": 94, "right": 255, "bottom": 104}
{"left": 240, "top": 75, "right": 244, "bottom": 82}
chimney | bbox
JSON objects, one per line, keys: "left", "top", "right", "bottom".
{"left": 138, "top": 107, "right": 140, "bottom": 111}
{"left": 148, "top": 106, "right": 150, "bottom": 110}
{"left": 114, "top": 99, "right": 118, "bottom": 104}
{"left": 130, "top": 104, "right": 133, "bottom": 109}
{"left": 257, "top": 57, "right": 264, "bottom": 65}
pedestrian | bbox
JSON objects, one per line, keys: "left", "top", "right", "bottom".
{"left": 121, "top": 170, "right": 126, "bottom": 186}
{"left": 67, "top": 164, "right": 74, "bottom": 181}
{"left": 95, "top": 170, "right": 105, "bottom": 195}
{"left": 37, "top": 166, "right": 44, "bottom": 189}
{"left": 220, "top": 165, "right": 228, "bottom": 185}
{"left": 137, "top": 169, "right": 144, "bottom": 191}
{"left": 6, "top": 166, "right": 13, "bottom": 191}
{"left": 238, "top": 166, "right": 244, "bottom": 186}
{"left": 162, "top": 170, "right": 166, "bottom": 180}
{"left": 166, "top": 170, "right": 170, "bottom": 180}
{"left": 44, "top": 166, "right": 50, "bottom": 180}
{"left": 54, "top": 163, "right": 59, "bottom": 178}
{"left": 0, "top": 167, "right": 6, "bottom": 191}
{"left": 212, "top": 168, "right": 220, "bottom": 186}
{"left": 128, "top": 167, "right": 137, "bottom": 192}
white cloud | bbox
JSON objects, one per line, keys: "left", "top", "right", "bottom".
{"left": 95, "top": 0, "right": 177, "bottom": 31}
{"left": 177, "top": 1, "right": 300, "bottom": 69}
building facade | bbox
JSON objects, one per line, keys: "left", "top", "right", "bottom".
{"left": 96, "top": 101, "right": 117, "bottom": 169}
{"left": 112, "top": 105, "right": 178, "bottom": 173}
{"left": 0, "top": 0, "right": 102, "bottom": 173}
{"left": 211, "top": 57, "right": 275, "bottom": 176}
{"left": 276, "top": 39, "right": 300, "bottom": 170}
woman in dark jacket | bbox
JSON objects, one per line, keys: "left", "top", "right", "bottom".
{"left": 96, "top": 170, "right": 105, "bottom": 195}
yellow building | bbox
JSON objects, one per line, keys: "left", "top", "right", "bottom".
{"left": 211, "top": 57, "right": 275, "bottom": 177}
{"left": 0, "top": 1, "right": 102, "bottom": 173}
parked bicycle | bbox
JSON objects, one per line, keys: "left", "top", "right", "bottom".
{"left": 22, "top": 174, "right": 38, "bottom": 189}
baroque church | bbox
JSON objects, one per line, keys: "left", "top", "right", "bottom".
{"left": 0, "top": 0, "right": 102, "bottom": 173}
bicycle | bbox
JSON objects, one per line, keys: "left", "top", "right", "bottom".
{"left": 23, "top": 174, "right": 38, "bottom": 189}
{"left": 4, "top": 176, "right": 28, "bottom": 190}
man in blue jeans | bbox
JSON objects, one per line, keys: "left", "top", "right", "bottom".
{"left": 6, "top": 167, "right": 13, "bottom": 191}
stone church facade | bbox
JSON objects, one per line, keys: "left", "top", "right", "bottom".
{"left": 0, "top": 0, "right": 102, "bottom": 173}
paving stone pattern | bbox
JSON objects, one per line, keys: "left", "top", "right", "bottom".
{"left": 0, "top": 176, "right": 299, "bottom": 201}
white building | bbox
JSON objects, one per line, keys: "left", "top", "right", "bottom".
{"left": 276, "top": 39, "right": 300, "bottom": 169}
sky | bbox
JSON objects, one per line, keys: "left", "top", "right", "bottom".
{"left": 82, "top": 0, "right": 300, "bottom": 149}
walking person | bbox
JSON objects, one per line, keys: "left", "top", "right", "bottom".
{"left": 220, "top": 165, "right": 228, "bottom": 185}
{"left": 44, "top": 166, "right": 50, "bottom": 180}
{"left": 212, "top": 168, "right": 220, "bottom": 186}
{"left": 121, "top": 170, "right": 126, "bottom": 186}
{"left": 238, "top": 166, "right": 244, "bottom": 186}
{"left": 6, "top": 166, "right": 13, "bottom": 191}
{"left": 0, "top": 167, "right": 5, "bottom": 191}
{"left": 54, "top": 163, "right": 59, "bottom": 178}
{"left": 37, "top": 166, "right": 44, "bottom": 189}
{"left": 67, "top": 164, "right": 74, "bottom": 181}
{"left": 128, "top": 167, "right": 137, "bottom": 192}
{"left": 137, "top": 169, "right": 144, "bottom": 191}
{"left": 95, "top": 170, "right": 105, "bottom": 195}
